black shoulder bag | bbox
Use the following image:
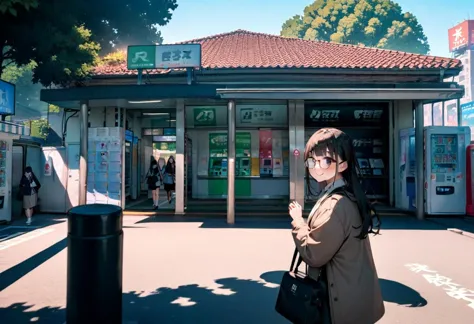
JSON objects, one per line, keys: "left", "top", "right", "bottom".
{"left": 275, "top": 189, "right": 350, "bottom": 324}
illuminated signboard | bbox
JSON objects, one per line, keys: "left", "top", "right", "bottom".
{"left": 448, "top": 20, "right": 474, "bottom": 52}
{"left": 0, "top": 79, "right": 15, "bottom": 116}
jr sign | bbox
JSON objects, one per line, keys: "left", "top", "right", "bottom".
{"left": 127, "top": 44, "right": 202, "bottom": 70}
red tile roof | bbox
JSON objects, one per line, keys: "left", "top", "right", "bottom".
{"left": 93, "top": 29, "right": 462, "bottom": 76}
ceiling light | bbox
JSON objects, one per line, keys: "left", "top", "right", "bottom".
{"left": 168, "top": 119, "right": 176, "bottom": 122}
{"left": 128, "top": 100, "right": 162, "bottom": 104}
{"left": 142, "top": 113, "right": 169, "bottom": 116}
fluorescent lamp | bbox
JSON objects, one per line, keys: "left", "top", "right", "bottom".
{"left": 142, "top": 113, "right": 169, "bottom": 116}
{"left": 168, "top": 119, "right": 176, "bottom": 122}
{"left": 128, "top": 100, "right": 162, "bottom": 104}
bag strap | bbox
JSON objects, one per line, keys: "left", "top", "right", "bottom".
{"left": 290, "top": 187, "right": 350, "bottom": 274}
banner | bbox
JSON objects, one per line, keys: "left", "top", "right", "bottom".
{"left": 259, "top": 130, "right": 272, "bottom": 159}
{"left": 305, "top": 103, "right": 388, "bottom": 127}
{"left": 236, "top": 132, "right": 251, "bottom": 157}
{"left": 209, "top": 133, "right": 227, "bottom": 157}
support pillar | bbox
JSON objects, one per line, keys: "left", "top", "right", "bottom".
{"left": 227, "top": 100, "right": 236, "bottom": 224}
{"left": 175, "top": 99, "right": 185, "bottom": 214}
{"left": 289, "top": 100, "right": 305, "bottom": 208}
{"left": 415, "top": 101, "right": 425, "bottom": 220}
{"left": 442, "top": 101, "right": 445, "bottom": 126}
{"left": 79, "top": 102, "right": 89, "bottom": 205}
{"left": 457, "top": 98, "right": 462, "bottom": 126}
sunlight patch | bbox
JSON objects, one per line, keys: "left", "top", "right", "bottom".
{"left": 209, "top": 287, "right": 236, "bottom": 296}
{"left": 170, "top": 297, "right": 196, "bottom": 306}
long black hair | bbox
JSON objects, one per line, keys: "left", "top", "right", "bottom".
{"left": 165, "top": 156, "right": 175, "bottom": 174}
{"left": 304, "top": 128, "right": 381, "bottom": 239}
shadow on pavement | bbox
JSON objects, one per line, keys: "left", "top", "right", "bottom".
{"left": 261, "top": 271, "right": 428, "bottom": 308}
{"left": 379, "top": 279, "right": 428, "bottom": 307}
{"left": 136, "top": 215, "right": 292, "bottom": 229}
{"left": 0, "top": 273, "right": 428, "bottom": 323}
{"left": 0, "top": 238, "right": 67, "bottom": 291}
{"left": 0, "top": 277, "right": 286, "bottom": 324}
{"left": 136, "top": 214, "right": 474, "bottom": 232}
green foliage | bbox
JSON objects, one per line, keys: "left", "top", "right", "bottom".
{"left": 0, "top": 0, "right": 38, "bottom": 16}
{"left": 26, "top": 118, "right": 50, "bottom": 139}
{"left": 0, "top": 0, "right": 178, "bottom": 87}
{"left": 100, "top": 50, "right": 127, "bottom": 66}
{"left": 1, "top": 62, "right": 47, "bottom": 120}
{"left": 48, "top": 105, "right": 61, "bottom": 113}
{"left": 281, "top": 0, "right": 430, "bottom": 54}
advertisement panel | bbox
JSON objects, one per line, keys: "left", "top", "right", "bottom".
{"left": 448, "top": 20, "right": 474, "bottom": 52}
{"left": 461, "top": 101, "right": 474, "bottom": 141}
{"left": 0, "top": 79, "right": 15, "bottom": 116}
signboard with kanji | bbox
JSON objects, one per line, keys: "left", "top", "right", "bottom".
{"left": 236, "top": 105, "right": 287, "bottom": 127}
{"left": 304, "top": 103, "right": 388, "bottom": 127}
{"left": 127, "top": 44, "right": 201, "bottom": 70}
{"left": 448, "top": 20, "right": 474, "bottom": 52}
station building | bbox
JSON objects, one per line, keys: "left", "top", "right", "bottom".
{"left": 39, "top": 30, "right": 464, "bottom": 222}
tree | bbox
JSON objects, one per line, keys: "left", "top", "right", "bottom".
{"left": 281, "top": 0, "right": 430, "bottom": 54}
{"left": 1, "top": 62, "right": 47, "bottom": 120}
{"left": 1, "top": 0, "right": 178, "bottom": 86}
{"left": 0, "top": 0, "right": 38, "bottom": 15}
{"left": 2, "top": 3, "right": 101, "bottom": 87}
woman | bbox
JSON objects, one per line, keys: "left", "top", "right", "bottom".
{"left": 20, "top": 166, "right": 41, "bottom": 225}
{"left": 288, "top": 128, "right": 384, "bottom": 324}
{"left": 163, "top": 156, "right": 176, "bottom": 204}
{"left": 146, "top": 159, "right": 162, "bottom": 209}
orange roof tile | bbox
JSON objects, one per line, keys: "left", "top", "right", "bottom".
{"left": 93, "top": 30, "right": 461, "bottom": 76}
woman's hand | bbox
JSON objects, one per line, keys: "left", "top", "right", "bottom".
{"left": 289, "top": 201, "right": 305, "bottom": 228}
{"left": 289, "top": 201, "right": 303, "bottom": 220}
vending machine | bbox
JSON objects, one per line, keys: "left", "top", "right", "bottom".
{"left": 425, "top": 126, "right": 470, "bottom": 215}
{"left": 0, "top": 137, "right": 13, "bottom": 223}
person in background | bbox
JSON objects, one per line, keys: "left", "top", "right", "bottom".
{"left": 163, "top": 155, "right": 176, "bottom": 204}
{"left": 20, "top": 166, "right": 41, "bottom": 225}
{"left": 146, "top": 159, "right": 161, "bottom": 210}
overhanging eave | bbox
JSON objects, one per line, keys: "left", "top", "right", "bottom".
{"left": 216, "top": 87, "right": 465, "bottom": 101}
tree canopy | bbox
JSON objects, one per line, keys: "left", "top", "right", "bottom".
{"left": 281, "top": 0, "right": 430, "bottom": 55}
{"left": 1, "top": 0, "right": 178, "bottom": 86}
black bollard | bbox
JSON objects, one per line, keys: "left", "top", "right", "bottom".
{"left": 66, "top": 204, "right": 123, "bottom": 324}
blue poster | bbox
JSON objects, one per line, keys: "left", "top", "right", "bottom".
{"left": 0, "top": 80, "right": 15, "bottom": 115}
{"left": 461, "top": 101, "right": 474, "bottom": 140}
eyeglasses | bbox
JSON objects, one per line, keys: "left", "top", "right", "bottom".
{"left": 305, "top": 157, "right": 336, "bottom": 170}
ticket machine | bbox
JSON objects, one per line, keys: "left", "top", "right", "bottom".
{"left": 260, "top": 158, "right": 273, "bottom": 177}
{"left": 209, "top": 157, "right": 228, "bottom": 177}
{"left": 237, "top": 157, "right": 251, "bottom": 176}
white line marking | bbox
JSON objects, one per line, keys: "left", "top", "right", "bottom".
{"left": 406, "top": 263, "right": 474, "bottom": 310}
{"left": 0, "top": 232, "right": 25, "bottom": 242}
{"left": 0, "top": 228, "right": 54, "bottom": 251}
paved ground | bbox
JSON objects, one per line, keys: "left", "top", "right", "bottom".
{"left": 1, "top": 214, "right": 474, "bottom": 323}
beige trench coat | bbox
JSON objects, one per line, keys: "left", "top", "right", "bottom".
{"left": 292, "top": 193, "right": 385, "bottom": 324}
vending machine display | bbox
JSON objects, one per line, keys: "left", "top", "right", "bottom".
{"left": 260, "top": 158, "right": 273, "bottom": 177}
{"left": 209, "top": 158, "right": 228, "bottom": 177}
{"left": 425, "top": 126, "right": 470, "bottom": 215}
{"left": 237, "top": 157, "right": 251, "bottom": 176}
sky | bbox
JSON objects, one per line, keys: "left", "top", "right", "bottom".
{"left": 160, "top": 0, "right": 474, "bottom": 58}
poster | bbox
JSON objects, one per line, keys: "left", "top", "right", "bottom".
{"left": 0, "top": 141, "right": 6, "bottom": 188}
{"left": 209, "top": 133, "right": 227, "bottom": 157}
{"left": 236, "top": 132, "right": 251, "bottom": 157}
{"left": 259, "top": 130, "right": 272, "bottom": 159}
